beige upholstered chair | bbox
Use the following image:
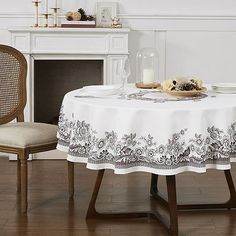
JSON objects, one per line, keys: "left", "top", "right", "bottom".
{"left": 0, "top": 44, "right": 58, "bottom": 213}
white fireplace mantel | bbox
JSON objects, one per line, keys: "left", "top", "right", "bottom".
{"left": 9, "top": 27, "right": 130, "bottom": 122}
{"left": 9, "top": 27, "right": 129, "bottom": 55}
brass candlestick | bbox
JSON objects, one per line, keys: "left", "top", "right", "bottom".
{"left": 51, "top": 8, "right": 60, "bottom": 27}
{"left": 32, "top": 1, "right": 41, "bottom": 27}
{"left": 42, "top": 13, "right": 52, "bottom": 27}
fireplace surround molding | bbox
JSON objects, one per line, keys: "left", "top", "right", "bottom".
{"left": 8, "top": 27, "right": 130, "bottom": 122}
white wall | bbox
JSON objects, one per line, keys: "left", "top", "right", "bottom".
{"left": 1, "top": 0, "right": 236, "bottom": 15}
{"left": 1, "top": 0, "right": 236, "bottom": 83}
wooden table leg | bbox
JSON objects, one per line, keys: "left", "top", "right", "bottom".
{"left": 224, "top": 170, "right": 236, "bottom": 207}
{"left": 177, "top": 170, "right": 236, "bottom": 210}
{"left": 86, "top": 169, "right": 236, "bottom": 236}
{"left": 86, "top": 170, "right": 179, "bottom": 235}
{"left": 150, "top": 174, "right": 158, "bottom": 195}
{"left": 86, "top": 169, "right": 150, "bottom": 219}
{"left": 166, "top": 175, "right": 178, "bottom": 236}
{"left": 68, "top": 161, "right": 74, "bottom": 199}
{"left": 86, "top": 169, "right": 105, "bottom": 218}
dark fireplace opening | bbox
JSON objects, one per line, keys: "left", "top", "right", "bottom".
{"left": 34, "top": 60, "right": 103, "bottom": 124}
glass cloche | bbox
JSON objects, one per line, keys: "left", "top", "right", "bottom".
{"left": 136, "top": 48, "right": 159, "bottom": 87}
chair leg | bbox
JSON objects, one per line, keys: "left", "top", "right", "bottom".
{"left": 17, "top": 156, "right": 21, "bottom": 193}
{"left": 20, "top": 157, "right": 28, "bottom": 213}
{"left": 68, "top": 161, "right": 74, "bottom": 199}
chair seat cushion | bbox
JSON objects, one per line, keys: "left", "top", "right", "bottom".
{"left": 0, "top": 122, "right": 58, "bottom": 148}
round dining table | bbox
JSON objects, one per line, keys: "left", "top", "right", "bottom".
{"left": 57, "top": 84, "right": 236, "bottom": 236}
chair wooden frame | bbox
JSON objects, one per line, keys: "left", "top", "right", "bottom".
{"left": 0, "top": 45, "right": 58, "bottom": 213}
{"left": 0, "top": 45, "right": 27, "bottom": 125}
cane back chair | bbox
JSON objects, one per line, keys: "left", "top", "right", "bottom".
{"left": 0, "top": 44, "right": 58, "bottom": 213}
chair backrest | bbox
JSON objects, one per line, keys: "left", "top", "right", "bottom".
{"left": 0, "top": 45, "right": 27, "bottom": 124}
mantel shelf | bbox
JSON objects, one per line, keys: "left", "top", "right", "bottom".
{"left": 8, "top": 26, "right": 130, "bottom": 33}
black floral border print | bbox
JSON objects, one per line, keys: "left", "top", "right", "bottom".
{"left": 58, "top": 106, "right": 236, "bottom": 170}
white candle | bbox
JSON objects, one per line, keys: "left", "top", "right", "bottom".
{"left": 142, "top": 69, "right": 155, "bottom": 84}
{"left": 55, "top": 0, "right": 57, "bottom": 8}
{"left": 53, "top": 10, "right": 58, "bottom": 26}
{"left": 45, "top": 0, "right": 48, "bottom": 13}
{"left": 35, "top": 2, "right": 39, "bottom": 27}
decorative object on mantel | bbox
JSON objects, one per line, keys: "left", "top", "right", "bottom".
{"left": 32, "top": 0, "right": 59, "bottom": 27}
{"left": 111, "top": 17, "right": 122, "bottom": 28}
{"left": 50, "top": 0, "right": 60, "bottom": 27}
{"left": 78, "top": 8, "right": 90, "bottom": 21}
{"left": 62, "top": 8, "right": 96, "bottom": 28}
{"left": 32, "top": 1, "right": 41, "bottom": 27}
{"left": 42, "top": 13, "right": 52, "bottom": 27}
{"left": 65, "top": 11, "right": 81, "bottom": 21}
{"left": 51, "top": 7, "right": 60, "bottom": 27}
{"left": 135, "top": 48, "right": 159, "bottom": 89}
{"left": 61, "top": 21, "right": 96, "bottom": 28}
{"left": 96, "top": 2, "right": 118, "bottom": 28}
{"left": 41, "top": 0, "right": 51, "bottom": 27}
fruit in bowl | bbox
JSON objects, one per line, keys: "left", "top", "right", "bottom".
{"left": 161, "top": 77, "right": 205, "bottom": 97}
{"left": 162, "top": 76, "right": 203, "bottom": 92}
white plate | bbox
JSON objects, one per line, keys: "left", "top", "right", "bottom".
{"left": 212, "top": 83, "right": 236, "bottom": 93}
{"left": 79, "top": 85, "right": 121, "bottom": 97}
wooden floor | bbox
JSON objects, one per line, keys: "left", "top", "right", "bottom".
{"left": 0, "top": 158, "right": 236, "bottom": 236}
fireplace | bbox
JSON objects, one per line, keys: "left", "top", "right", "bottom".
{"left": 9, "top": 27, "right": 129, "bottom": 122}
{"left": 9, "top": 27, "right": 129, "bottom": 160}
{"left": 34, "top": 60, "right": 103, "bottom": 124}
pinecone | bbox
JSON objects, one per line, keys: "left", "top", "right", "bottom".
{"left": 78, "top": 8, "right": 87, "bottom": 21}
{"left": 78, "top": 8, "right": 85, "bottom": 16}
{"left": 87, "top": 15, "right": 95, "bottom": 21}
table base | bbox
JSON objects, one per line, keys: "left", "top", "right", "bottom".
{"left": 84, "top": 169, "right": 236, "bottom": 236}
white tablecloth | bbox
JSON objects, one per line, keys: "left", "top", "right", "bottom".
{"left": 57, "top": 85, "right": 236, "bottom": 175}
